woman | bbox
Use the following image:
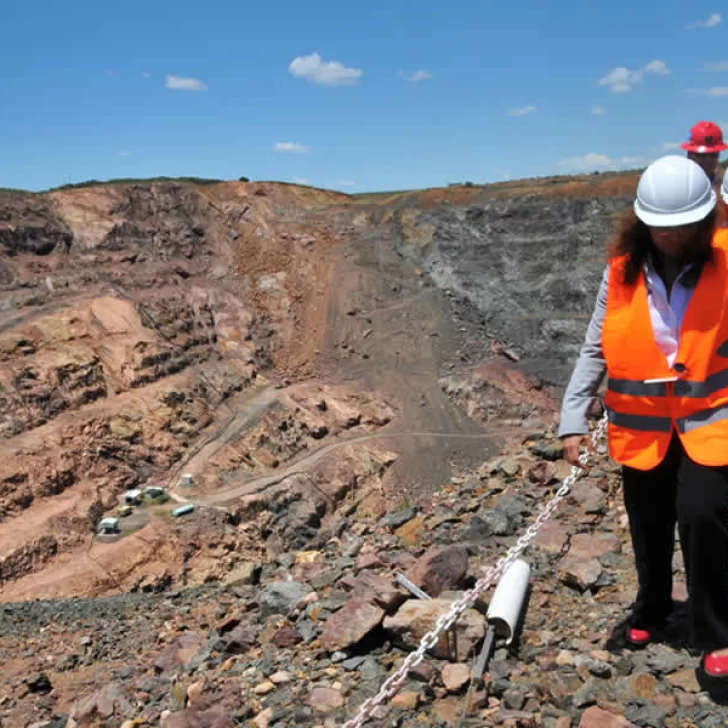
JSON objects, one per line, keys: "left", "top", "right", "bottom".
{"left": 558, "top": 155, "right": 728, "bottom": 676}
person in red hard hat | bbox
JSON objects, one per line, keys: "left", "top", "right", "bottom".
{"left": 682, "top": 121, "right": 728, "bottom": 184}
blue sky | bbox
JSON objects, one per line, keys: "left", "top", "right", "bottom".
{"left": 2, "top": 0, "right": 728, "bottom": 192}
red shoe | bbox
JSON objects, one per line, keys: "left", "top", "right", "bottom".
{"left": 705, "top": 651, "right": 728, "bottom": 677}
{"left": 627, "top": 627, "right": 652, "bottom": 646}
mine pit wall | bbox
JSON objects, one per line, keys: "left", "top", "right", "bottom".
{"left": 387, "top": 194, "right": 632, "bottom": 390}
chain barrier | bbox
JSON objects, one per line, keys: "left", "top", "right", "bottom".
{"left": 341, "top": 413, "right": 609, "bottom": 728}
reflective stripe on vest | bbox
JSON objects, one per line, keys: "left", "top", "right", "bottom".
{"left": 605, "top": 406, "right": 672, "bottom": 432}
{"left": 606, "top": 403, "right": 728, "bottom": 434}
{"left": 677, "top": 402, "right": 728, "bottom": 433}
{"left": 607, "top": 366, "right": 728, "bottom": 398}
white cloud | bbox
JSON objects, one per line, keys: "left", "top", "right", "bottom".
{"left": 599, "top": 67, "right": 640, "bottom": 93}
{"left": 687, "top": 12, "right": 722, "bottom": 29}
{"left": 663, "top": 142, "right": 682, "bottom": 150}
{"left": 399, "top": 69, "right": 433, "bottom": 83}
{"left": 337, "top": 180, "right": 356, "bottom": 188}
{"left": 165, "top": 75, "right": 208, "bottom": 91}
{"left": 118, "top": 151, "right": 131, "bottom": 157}
{"left": 289, "top": 52, "right": 362, "bottom": 86}
{"left": 644, "top": 60, "right": 670, "bottom": 75}
{"left": 559, "top": 153, "right": 613, "bottom": 170}
{"left": 591, "top": 106, "right": 606, "bottom": 115}
{"left": 292, "top": 177, "right": 310, "bottom": 185}
{"left": 559, "top": 153, "right": 645, "bottom": 171}
{"left": 705, "top": 61, "right": 728, "bottom": 71}
{"left": 689, "top": 86, "right": 728, "bottom": 96}
{"left": 598, "top": 59, "right": 671, "bottom": 93}
{"left": 275, "top": 142, "right": 309, "bottom": 153}
{"left": 508, "top": 105, "right": 536, "bottom": 117}
{"left": 141, "top": 71, "right": 152, "bottom": 79}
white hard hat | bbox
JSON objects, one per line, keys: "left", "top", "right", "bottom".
{"left": 634, "top": 155, "right": 716, "bottom": 227}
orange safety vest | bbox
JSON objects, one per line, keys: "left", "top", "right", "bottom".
{"left": 602, "top": 230, "right": 728, "bottom": 470}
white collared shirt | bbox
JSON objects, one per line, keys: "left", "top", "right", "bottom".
{"left": 643, "top": 260, "right": 696, "bottom": 368}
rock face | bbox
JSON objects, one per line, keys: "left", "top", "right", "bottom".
{"left": 0, "top": 181, "right": 411, "bottom": 598}
{"left": 0, "top": 191, "right": 73, "bottom": 255}
{"left": 390, "top": 194, "right": 631, "bottom": 387}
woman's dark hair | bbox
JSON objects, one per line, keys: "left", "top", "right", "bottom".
{"left": 606, "top": 207, "right": 717, "bottom": 285}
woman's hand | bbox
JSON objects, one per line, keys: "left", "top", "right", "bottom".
{"left": 562, "top": 434, "right": 594, "bottom": 469}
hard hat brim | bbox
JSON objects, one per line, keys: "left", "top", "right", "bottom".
{"left": 634, "top": 193, "right": 717, "bottom": 227}
{"left": 681, "top": 141, "right": 728, "bottom": 153}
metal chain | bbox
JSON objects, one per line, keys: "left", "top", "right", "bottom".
{"left": 341, "top": 413, "right": 609, "bottom": 728}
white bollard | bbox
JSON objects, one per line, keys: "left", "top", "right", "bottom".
{"left": 486, "top": 558, "right": 531, "bottom": 645}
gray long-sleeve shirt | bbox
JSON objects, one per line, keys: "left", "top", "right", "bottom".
{"left": 557, "top": 267, "right": 609, "bottom": 437}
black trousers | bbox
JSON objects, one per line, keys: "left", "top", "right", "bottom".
{"left": 623, "top": 434, "right": 728, "bottom": 651}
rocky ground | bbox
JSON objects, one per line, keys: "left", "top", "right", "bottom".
{"left": 2, "top": 420, "right": 727, "bottom": 728}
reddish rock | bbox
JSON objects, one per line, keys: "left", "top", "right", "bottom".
{"left": 559, "top": 558, "right": 602, "bottom": 591}
{"left": 569, "top": 533, "right": 620, "bottom": 560}
{"left": 534, "top": 522, "right": 569, "bottom": 555}
{"left": 154, "top": 633, "right": 205, "bottom": 674}
{"left": 405, "top": 545, "right": 469, "bottom": 597}
{"left": 215, "top": 615, "right": 241, "bottom": 634}
{"left": 187, "top": 680, "right": 206, "bottom": 707}
{"left": 339, "top": 571, "right": 407, "bottom": 612}
{"left": 626, "top": 672, "right": 658, "bottom": 701}
{"left": 163, "top": 709, "right": 235, "bottom": 728}
{"left": 666, "top": 669, "right": 701, "bottom": 693}
{"left": 292, "top": 561, "right": 329, "bottom": 583}
{"left": 395, "top": 516, "right": 426, "bottom": 547}
{"left": 252, "top": 708, "right": 273, "bottom": 728}
{"left": 383, "top": 598, "right": 485, "bottom": 661}
{"left": 408, "top": 662, "right": 436, "bottom": 683}
{"left": 441, "top": 663, "right": 470, "bottom": 693}
{"left": 319, "top": 598, "right": 385, "bottom": 651}
{"left": 308, "top": 686, "right": 345, "bottom": 713}
{"left": 270, "top": 626, "right": 303, "bottom": 648}
{"left": 527, "top": 461, "right": 557, "bottom": 485}
{"left": 653, "top": 693, "right": 677, "bottom": 715}
{"left": 432, "top": 696, "right": 463, "bottom": 724}
{"left": 579, "top": 706, "right": 637, "bottom": 728}
{"left": 390, "top": 552, "right": 418, "bottom": 570}
{"left": 71, "top": 682, "right": 131, "bottom": 724}
{"left": 222, "top": 626, "right": 257, "bottom": 654}
{"left": 676, "top": 692, "right": 696, "bottom": 709}
{"left": 355, "top": 551, "right": 388, "bottom": 572}
{"left": 391, "top": 691, "right": 420, "bottom": 709}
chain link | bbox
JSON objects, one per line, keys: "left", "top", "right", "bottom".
{"left": 341, "top": 413, "right": 609, "bottom": 728}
